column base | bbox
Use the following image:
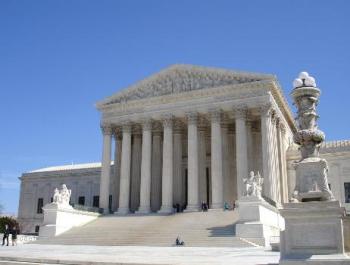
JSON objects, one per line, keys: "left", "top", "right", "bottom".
{"left": 157, "top": 206, "right": 174, "bottom": 214}
{"left": 135, "top": 206, "right": 151, "bottom": 214}
{"left": 184, "top": 204, "right": 200, "bottom": 212}
{"left": 210, "top": 202, "right": 223, "bottom": 209}
{"left": 114, "top": 207, "right": 130, "bottom": 215}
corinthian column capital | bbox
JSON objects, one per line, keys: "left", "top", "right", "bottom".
{"left": 233, "top": 105, "right": 248, "bottom": 119}
{"left": 112, "top": 127, "right": 122, "bottom": 140}
{"left": 141, "top": 119, "right": 153, "bottom": 131}
{"left": 259, "top": 103, "right": 273, "bottom": 117}
{"left": 101, "top": 123, "right": 113, "bottom": 135}
{"left": 162, "top": 114, "right": 173, "bottom": 129}
{"left": 121, "top": 122, "right": 132, "bottom": 133}
{"left": 209, "top": 109, "right": 221, "bottom": 123}
{"left": 186, "top": 112, "right": 198, "bottom": 125}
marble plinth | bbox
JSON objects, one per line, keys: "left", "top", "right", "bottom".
{"left": 236, "top": 196, "right": 284, "bottom": 246}
{"left": 279, "top": 201, "right": 349, "bottom": 265}
{"left": 293, "top": 158, "right": 333, "bottom": 202}
{"left": 39, "top": 203, "right": 99, "bottom": 239}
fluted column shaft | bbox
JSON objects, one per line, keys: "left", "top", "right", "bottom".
{"left": 198, "top": 127, "right": 207, "bottom": 205}
{"left": 260, "top": 105, "right": 274, "bottom": 201}
{"left": 235, "top": 108, "right": 248, "bottom": 199}
{"left": 138, "top": 120, "right": 153, "bottom": 213}
{"left": 130, "top": 133, "right": 142, "bottom": 212}
{"left": 158, "top": 116, "right": 173, "bottom": 213}
{"left": 186, "top": 113, "right": 200, "bottom": 211}
{"left": 113, "top": 131, "right": 122, "bottom": 211}
{"left": 100, "top": 124, "right": 112, "bottom": 213}
{"left": 271, "top": 115, "right": 281, "bottom": 204}
{"left": 173, "top": 126, "right": 183, "bottom": 206}
{"left": 211, "top": 111, "right": 223, "bottom": 209}
{"left": 117, "top": 124, "right": 132, "bottom": 214}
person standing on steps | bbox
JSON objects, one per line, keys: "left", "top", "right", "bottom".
{"left": 2, "top": 224, "right": 10, "bottom": 246}
{"left": 11, "top": 226, "right": 18, "bottom": 246}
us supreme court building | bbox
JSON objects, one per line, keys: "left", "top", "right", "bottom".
{"left": 17, "top": 65, "right": 350, "bottom": 233}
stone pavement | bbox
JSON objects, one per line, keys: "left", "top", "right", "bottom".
{"left": 0, "top": 244, "right": 279, "bottom": 265}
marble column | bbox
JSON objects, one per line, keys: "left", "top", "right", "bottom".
{"left": 260, "top": 104, "right": 274, "bottom": 202}
{"left": 222, "top": 123, "right": 230, "bottom": 204}
{"left": 235, "top": 107, "right": 248, "bottom": 200}
{"left": 246, "top": 121, "right": 254, "bottom": 172}
{"left": 173, "top": 122, "right": 183, "bottom": 207}
{"left": 277, "top": 120, "right": 288, "bottom": 203}
{"left": 117, "top": 124, "right": 132, "bottom": 214}
{"left": 198, "top": 126, "right": 207, "bottom": 205}
{"left": 130, "top": 130, "right": 142, "bottom": 212}
{"left": 271, "top": 113, "right": 281, "bottom": 205}
{"left": 137, "top": 120, "right": 153, "bottom": 214}
{"left": 210, "top": 110, "right": 223, "bottom": 209}
{"left": 113, "top": 131, "right": 122, "bottom": 211}
{"left": 99, "top": 124, "right": 112, "bottom": 213}
{"left": 186, "top": 113, "right": 200, "bottom": 211}
{"left": 151, "top": 128, "right": 162, "bottom": 212}
{"left": 158, "top": 115, "right": 174, "bottom": 213}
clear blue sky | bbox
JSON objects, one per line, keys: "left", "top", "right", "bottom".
{"left": 0, "top": 1, "right": 349, "bottom": 214}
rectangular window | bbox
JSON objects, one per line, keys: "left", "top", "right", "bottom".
{"left": 35, "top": 225, "right": 40, "bottom": 233}
{"left": 37, "top": 198, "right": 43, "bottom": 214}
{"left": 108, "top": 195, "right": 112, "bottom": 212}
{"left": 345, "top": 183, "right": 350, "bottom": 203}
{"left": 78, "top": 196, "right": 85, "bottom": 206}
{"left": 93, "top": 196, "right": 99, "bottom": 208}
{"left": 50, "top": 197, "right": 53, "bottom": 203}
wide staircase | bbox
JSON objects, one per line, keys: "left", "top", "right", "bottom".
{"left": 34, "top": 210, "right": 255, "bottom": 247}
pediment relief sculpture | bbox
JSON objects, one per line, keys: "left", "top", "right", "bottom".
{"left": 97, "top": 64, "right": 274, "bottom": 107}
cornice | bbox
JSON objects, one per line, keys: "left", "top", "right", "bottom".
{"left": 287, "top": 140, "right": 350, "bottom": 157}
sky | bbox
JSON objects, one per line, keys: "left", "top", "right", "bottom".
{"left": 0, "top": 0, "right": 349, "bottom": 214}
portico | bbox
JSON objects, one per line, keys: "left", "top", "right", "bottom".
{"left": 96, "top": 65, "right": 295, "bottom": 214}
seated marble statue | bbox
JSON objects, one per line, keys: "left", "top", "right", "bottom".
{"left": 52, "top": 184, "right": 72, "bottom": 207}
{"left": 243, "top": 171, "right": 263, "bottom": 198}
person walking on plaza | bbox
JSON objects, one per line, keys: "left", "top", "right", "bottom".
{"left": 11, "top": 226, "right": 18, "bottom": 246}
{"left": 2, "top": 224, "right": 10, "bottom": 246}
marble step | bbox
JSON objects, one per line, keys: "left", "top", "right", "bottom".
{"left": 34, "top": 210, "right": 252, "bottom": 247}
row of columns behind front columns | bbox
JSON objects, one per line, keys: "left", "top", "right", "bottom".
{"left": 99, "top": 106, "right": 287, "bottom": 214}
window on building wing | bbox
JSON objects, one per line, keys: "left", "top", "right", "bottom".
{"left": 78, "top": 196, "right": 85, "bottom": 206}
{"left": 37, "top": 198, "right": 43, "bottom": 214}
{"left": 93, "top": 196, "right": 99, "bottom": 208}
{"left": 344, "top": 183, "right": 350, "bottom": 203}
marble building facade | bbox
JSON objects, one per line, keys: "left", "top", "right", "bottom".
{"left": 17, "top": 65, "right": 350, "bottom": 233}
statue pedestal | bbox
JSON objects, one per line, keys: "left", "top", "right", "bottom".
{"left": 236, "top": 196, "right": 284, "bottom": 246}
{"left": 293, "top": 157, "right": 333, "bottom": 202}
{"left": 279, "top": 201, "right": 349, "bottom": 265}
{"left": 39, "top": 203, "right": 100, "bottom": 239}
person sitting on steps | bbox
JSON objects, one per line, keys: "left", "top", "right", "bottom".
{"left": 175, "top": 236, "right": 185, "bottom": 246}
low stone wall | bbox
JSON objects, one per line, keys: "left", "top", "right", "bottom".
{"left": 0, "top": 234, "right": 37, "bottom": 244}
{"left": 344, "top": 216, "right": 350, "bottom": 252}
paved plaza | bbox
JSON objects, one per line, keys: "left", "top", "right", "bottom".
{"left": 0, "top": 244, "right": 279, "bottom": 265}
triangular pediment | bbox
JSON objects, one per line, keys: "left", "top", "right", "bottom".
{"left": 96, "top": 64, "right": 275, "bottom": 107}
